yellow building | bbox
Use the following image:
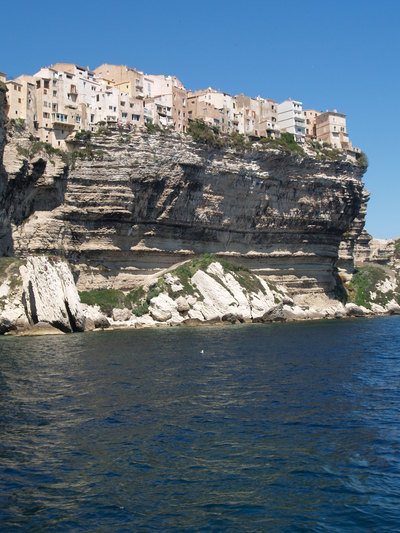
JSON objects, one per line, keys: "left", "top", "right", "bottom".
{"left": 303, "top": 109, "right": 320, "bottom": 138}
{"left": 93, "top": 64, "right": 144, "bottom": 99}
{"left": 316, "top": 110, "right": 351, "bottom": 149}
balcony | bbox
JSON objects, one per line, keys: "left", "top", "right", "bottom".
{"left": 52, "top": 119, "right": 75, "bottom": 128}
{"left": 52, "top": 113, "right": 74, "bottom": 127}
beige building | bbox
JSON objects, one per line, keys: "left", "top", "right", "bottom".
{"left": 5, "top": 75, "right": 37, "bottom": 131}
{"left": 117, "top": 91, "right": 144, "bottom": 126}
{"left": 303, "top": 109, "right": 320, "bottom": 138}
{"left": 145, "top": 75, "right": 187, "bottom": 132}
{"left": 93, "top": 64, "right": 144, "bottom": 100}
{"left": 34, "top": 67, "right": 89, "bottom": 147}
{"left": 236, "top": 95, "right": 279, "bottom": 138}
{"left": 316, "top": 110, "right": 350, "bottom": 149}
{"left": 0, "top": 72, "right": 6, "bottom": 83}
{"left": 187, "top": 88, "right": 237, "bottom": 133}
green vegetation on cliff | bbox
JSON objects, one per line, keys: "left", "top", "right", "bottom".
{"left": 78, "top": 255, "right": 272, "bottom": 317}
{"left": 348, "top": 265, "right": 399, "bottom": 309}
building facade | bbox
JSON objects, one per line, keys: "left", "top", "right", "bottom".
{"left": 1, "top": 62, "right": 356, "bottom": 151}
{"left": 277, "top": 99, "right": 306, "bottom": 142}
{"left": 303, "top": 109, "right": 320, "bottom": 138}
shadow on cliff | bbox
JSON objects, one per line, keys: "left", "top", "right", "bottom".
{"left": 0, "top": 158, "right": 68, "bottom": 256}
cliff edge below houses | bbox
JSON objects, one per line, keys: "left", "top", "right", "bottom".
{"left": 0, "top": 127, "right": 367, "bottom": 294}
{"left": 0, "top": 83, "right": 372, "bottom": 323}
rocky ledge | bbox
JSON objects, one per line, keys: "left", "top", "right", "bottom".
{"left": 1, "top": 254, "right": 398, "bottom": 337}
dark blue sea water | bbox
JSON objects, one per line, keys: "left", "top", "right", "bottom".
{"left": 0, "top": 317, "right": 399, "bottom": 532}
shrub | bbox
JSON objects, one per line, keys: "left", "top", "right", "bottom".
{"left": 356, "top": 151, "right": 368, "bottom": 169}
{"left": 9, "top": 118, "right": 26, "bottom": 132}
{"left": 394, "top": 239, "right": 400, "bottom": 260}
{"left": 187, "top": 119, "right": 225, "bottom": 148}
{"left": 228, "top": 131, "right": 248, "bottom": 150}
{"left": 145, "top": 122, "right": 161, "bottom": 133}
{"left": 74, "top": 130, "right": 92, "bottom": 142}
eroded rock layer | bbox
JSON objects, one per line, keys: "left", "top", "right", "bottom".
{"left": 1, "top": 121, "right": 367, "bottom": 295}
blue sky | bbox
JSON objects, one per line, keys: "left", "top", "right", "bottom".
{"left": 1, "top": 0, "right": 399, "bottom": 238}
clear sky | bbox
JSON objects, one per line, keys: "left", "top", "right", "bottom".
{"left": 1, "top": 0, "right": 399, "bottom": 238}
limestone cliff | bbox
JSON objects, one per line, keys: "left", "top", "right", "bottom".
{"left": 0, "top": 121, "right": 367, "bottom": 299}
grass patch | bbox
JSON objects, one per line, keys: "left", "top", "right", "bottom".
{"left": 171, "top": 254, "right": 266, "bottom": 296}
{"left": 79, "top": 289, "right": 126, "bottom": 316}
{"left": 79, "top": 284, "right": 161, "bottom": 317}
{"left": 260, "top": 132, "right": 304, "bottom": 156}
{"left": 0, "top": 257, "right": 24, "bottom": 281}
{"left": 348, "top": 266, "right": 396, "bottom": 308}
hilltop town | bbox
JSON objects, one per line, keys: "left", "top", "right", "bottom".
{"left": 1, "top": 62, "right": 359, "bottom": 154}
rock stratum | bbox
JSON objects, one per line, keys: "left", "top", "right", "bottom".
{"left": 1, "top": 87, "right": 397, "bottom": 335}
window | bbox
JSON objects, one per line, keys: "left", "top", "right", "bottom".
{"left": 44, "top": 80, "right": 49, "bottom": 89}
{"left": 18, "top": 86, "right": 21, "bottom": 92}
{"left": 122, "top": 112, "right": 127, "bottom": 118}
{"left": 18, "top": 98, "right": 21, "bottom": 103}
{"left": 53, "top": 91, "right": 57, "bottom": 97}
{"left": 43, "top": 112, "right": 50, "bottom": 118}
{"left": 121, "top": 101, "right": 125, "bottom": 106}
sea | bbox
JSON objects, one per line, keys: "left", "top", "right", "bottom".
{"left": 0, "top": 317, "right": 399, "bottom": 531}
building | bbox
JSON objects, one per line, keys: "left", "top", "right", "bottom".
{"left": 236, "top": 95, "right": 279, "bottom": 138}
{"left": 303, "top": 109, "right": 320, "bottom": 138}
{"left": 144, "top": 75, "right": 187, "bottom": 132}
{"left": 34, "top": 66, "right": 91, "bottom": 147}
{"left": 315, "top": 110, "right": 351, "bottom": 149}
{"left": 93, "top": 64, "right": 144, "bottom": 100}
{"left": 187, "top": 88, "right": 237, "bottom": 133}
{"left": 0, "top": 72, "right": 6, "bottom": 83}
{"left": 277, "top": 99, "right": 306, "bottom": 142}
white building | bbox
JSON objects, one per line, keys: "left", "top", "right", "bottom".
{"left": 277, "top": 99, "right": 306, "bottom": 142}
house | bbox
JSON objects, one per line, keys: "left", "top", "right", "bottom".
{"left": 277, "top": 99, "right": 306, "bottom": 142}
{"left": 145, "top": 75, "right": 187, "bottom": 132}
{"left": 187, "top": 88, "right": 237, "bottom": 133}
{"left": 316, "top": 110, "right": 351, "bottom": 149}
{"left": 303, "top": 109, "right": 320, "bottom": 138}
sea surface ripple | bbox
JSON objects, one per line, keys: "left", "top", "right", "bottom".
{"left": 0, "top": 317, "right": 399, "bottom": 531}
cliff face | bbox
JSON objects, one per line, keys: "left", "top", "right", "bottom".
{"left": 0, "top": 121, "right": 367, "bottom": 296}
